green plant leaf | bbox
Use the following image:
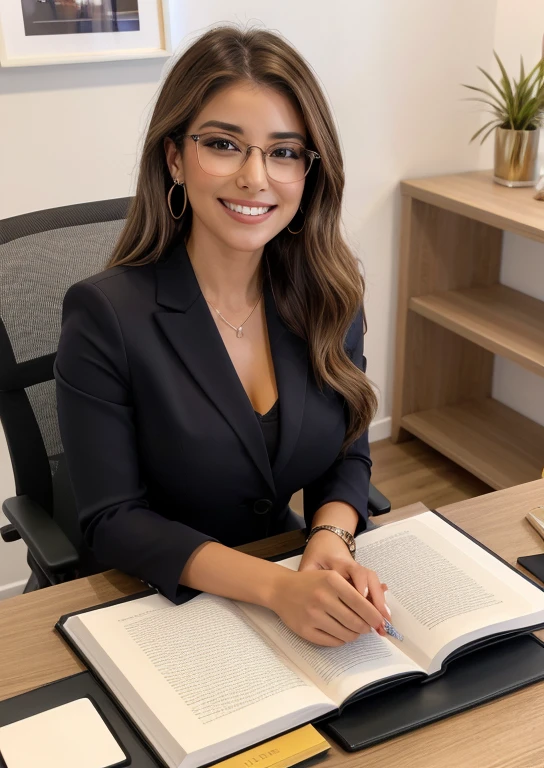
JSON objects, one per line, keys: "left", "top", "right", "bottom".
{"left": 515, "top": 55, "right": 528, "bottom": 106}
{"left": 516, "top": 58, "right": 544, "bottom": 123}
{"left": 519, "top": 58, "right": 544, "bottom": 101}
{"left": 461, "top": 98, "right": 505, "bottom": 121}
{"left": 517, "top": 96, "right": 539, "bottom": 129}
{"left": 493, "top": 51, "right": 515, "bottom": 128}
{"left": 469, "top": 118, "right": 501, "bottom": 144}
{"left": 518, "top": 93, "right": 544, "bottom": 129}
{"left": 461, "top": 83, "right": 506, "bottom": 111}
{"left": 477, "top": 65, "right": 507, "bottom": 103}
{"left": 481, "top": 108, "right": 508, "bottom": 122}
{"left": 480, "top": 121, "right": 501, "bottom": 144}
{"left": 464, "top": 52, "right": 544, "bottom": 136}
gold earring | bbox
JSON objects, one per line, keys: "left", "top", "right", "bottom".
{"left": 167, "top": 179, "right": 187, "bottom": 220}
{"left": 287, "top": 206, "right": 305, "bottom": 235}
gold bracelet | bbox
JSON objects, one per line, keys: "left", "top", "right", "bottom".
{"left": 306, "top": 525, "right": 356, "bottom": 558}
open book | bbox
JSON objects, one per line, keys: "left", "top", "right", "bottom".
{"left": 57, "top": 511, "right": 544, "bottom": 768}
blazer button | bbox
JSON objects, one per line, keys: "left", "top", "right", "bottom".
{"left": 253, "top": 499, "right": 273, "bottom": 515}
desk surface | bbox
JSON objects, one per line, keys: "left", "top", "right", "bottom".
{"left": 1, "top": 480, "right": 544, "bottom": 768}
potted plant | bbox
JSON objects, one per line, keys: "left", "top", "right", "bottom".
{"left": 462, "top": 51, "right": 544, "bottom": 187}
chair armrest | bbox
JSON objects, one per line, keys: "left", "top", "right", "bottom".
{"left": 368, "top": 483, "right": 391, "bottom": 516}
{"left": 1, "top": 523, "right": 21, "bottom": 543}
{"left": 2, "top": 495, "right": 79, "bottom": 575}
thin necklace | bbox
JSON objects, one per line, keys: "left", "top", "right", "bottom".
{"left": 205, "top": 291, "right": 263, "bottom": 338}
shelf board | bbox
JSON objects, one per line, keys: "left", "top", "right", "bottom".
{"left": 409, "top": 284, "right": 544, "bottom": 377}
{"left": 400, "top": 398, "right": 544, "bottom": 490}
{"left": 401, "top": 170, "right": 544, "bottom": 245}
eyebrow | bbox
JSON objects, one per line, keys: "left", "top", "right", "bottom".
{"left": 197, "top": 120, "right": 306, "bottom": 144}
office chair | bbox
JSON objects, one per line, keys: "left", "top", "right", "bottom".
{"left": 0, "top": 199, "right": 391, "bottom": 593}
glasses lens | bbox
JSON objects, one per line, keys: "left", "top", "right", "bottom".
{"left": 267, "top": 145, "right": 311, "bottom": 183}
{"left": 195, "top": 133, "right": 312, "bottom": 183}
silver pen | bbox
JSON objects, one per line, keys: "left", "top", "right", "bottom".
{"left": 364, "top": 587, "right": 404, "bottom": 641}
{"left": 383, "top": 619, "right": 404, "bottom": 642}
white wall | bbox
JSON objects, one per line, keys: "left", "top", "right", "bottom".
{"left": 0, "top": 0, "right": 499, "bottom": 595}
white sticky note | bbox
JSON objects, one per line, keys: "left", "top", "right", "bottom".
{"left": 0, "top": 697, "right": 127, "bottom": 768}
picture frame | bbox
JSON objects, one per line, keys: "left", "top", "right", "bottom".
{"left": 0, "top": 1, "right": 172, "bottom": 67}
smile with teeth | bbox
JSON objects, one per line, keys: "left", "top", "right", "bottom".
{"left": 220, "top": 200, "right": 275, "bottom": 216}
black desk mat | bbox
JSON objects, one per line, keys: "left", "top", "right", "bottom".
{"left": 324, "top": 633, "right": 544, "bottom": 751}
{"left": 0, "top": 671, "right": 162, "bottom": 767}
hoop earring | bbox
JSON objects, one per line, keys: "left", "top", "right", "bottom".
{"left": 167, "top": 179, "right": 187, "bottom": 220}
{"left": 287, "top": 206, "right": 305, "bottom": 235}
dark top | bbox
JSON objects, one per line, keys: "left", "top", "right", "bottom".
{"left": 254, "top": 398, "right": 280, "bottom": 465}
{"left": 54, "top": 239, "right": 372, "bottom": 604}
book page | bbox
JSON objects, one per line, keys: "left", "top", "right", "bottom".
{"left": 242, "top": 510, "right": 544, "bottom": 688}
{"left": 352, "top": 511, "right": 544, "bottom": 673}
{"left": 236, "top": 601, "right": 424, "bottom": 707}
{"left": 64, "top": 593, "right": 334, "bottom": 768}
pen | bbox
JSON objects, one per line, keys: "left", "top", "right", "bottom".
{"left": 383, "top": 619, "right": 404, "bottom": 642}
{"left": 363, "top": 586, "right": 404, "bottom": 641}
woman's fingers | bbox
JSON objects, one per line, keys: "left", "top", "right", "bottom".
{"left": 322, "top": 594, "right": 373, "bottom": 636}
{"left": 315, "top": 611, "right": 363, "bottom": 644}
{"left": 273, "top": 568, "right": 390, "bottom": 647}
{"left": 346, "top": 560, "right": 369, "bottom": 598}
{"left": 308, "top": 628, "right": 345, "bottom": 647}
{"left": 344, "top": 563, "right": 389, "bottom": 622}
{"left": 366, "top": 570, "right": 389, "bottom": 620}
{"left": 332, "top": 572, "right": 385, "bottom": 632}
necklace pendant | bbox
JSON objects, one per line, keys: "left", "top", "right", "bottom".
{"left": 236, "top": 326, "right": 243, "bottom": 338}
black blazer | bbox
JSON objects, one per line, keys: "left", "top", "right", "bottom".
{"left": 54, "top": 240, "right": 372, "bottom": 602}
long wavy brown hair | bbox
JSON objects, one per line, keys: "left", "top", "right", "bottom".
{"left": 107, "top": 24, "right": 377, "bottom": 451}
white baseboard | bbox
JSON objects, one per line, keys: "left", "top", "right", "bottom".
{"left": 0, "top": 578, "right": 27, "bottom": 601}
{"left": 369, "top": 416, "right": 392, "bottom": 443}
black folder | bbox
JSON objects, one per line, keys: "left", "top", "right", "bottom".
{"left": 0, "top": 671, "right": 162, "bottom": 768}
{"left": 323, "top": 632, "right": 544, "bottom": 751}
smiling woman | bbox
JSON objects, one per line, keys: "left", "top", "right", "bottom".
{"left": 162, "top": 81, "right": 315, "bottom": 263}
{"left": 55, "top": 24, "right": 387, "bottom": 648}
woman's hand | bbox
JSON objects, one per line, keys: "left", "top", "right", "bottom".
{"left": 297, "top": 529, "right": 390, "bottom": 631}
{"left": 268, "top": 565, "right": 387, "bottom": 647}
{"left": 267, "top": 531, "right": 389, "bottom": 647}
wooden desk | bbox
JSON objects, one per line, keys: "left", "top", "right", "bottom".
{"left": 1, "top": 480, "right": 544, "bottom": 768}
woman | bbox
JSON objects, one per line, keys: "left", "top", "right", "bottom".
{"left": 55, "top": 24, "right": 389, "bottom": 647}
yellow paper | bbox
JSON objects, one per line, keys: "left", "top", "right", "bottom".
{"left": 213, "top": 725, "right": 330, "bottom": 768}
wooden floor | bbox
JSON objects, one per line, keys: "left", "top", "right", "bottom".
{"left": 290, "top": 436, "right": 492, "bottom": 515}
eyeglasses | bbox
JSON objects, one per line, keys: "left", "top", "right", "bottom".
{"left": 180, "top": 132, "right": 320, "bottom": 184}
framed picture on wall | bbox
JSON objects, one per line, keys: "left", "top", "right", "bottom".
{"left": 0, "top": 0, "right": 172, "bottom": 67}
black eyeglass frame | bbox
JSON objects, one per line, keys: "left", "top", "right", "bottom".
{"left": 179, "top": 133, "right": 321, "bottom": 182}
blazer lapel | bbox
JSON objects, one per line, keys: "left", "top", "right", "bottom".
{"left": 153, "top": 240, "right": 275, "bottom": 494}
{"left": 153, "top": 239, "right": 308, "bottom": 493}
{"left": 263, "top": 281, "right": 308, "bottom": 478}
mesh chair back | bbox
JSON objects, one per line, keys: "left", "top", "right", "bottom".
{"left": 0, "top": 199, "right": 131, "bottom": 547}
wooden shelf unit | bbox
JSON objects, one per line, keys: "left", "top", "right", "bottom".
{"left": 392, "top": 169, "right": 544, "bottom": 490}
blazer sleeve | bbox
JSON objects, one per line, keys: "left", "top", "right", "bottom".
{"left": 303, "top": 308, "right": 372, "bottom": 535}
{"left": 54, "top": 280, "right": 218, "bottom": 603}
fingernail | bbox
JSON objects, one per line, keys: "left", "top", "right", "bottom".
{"left": 385, "top": 602, "right": 391, "bottom": 617}
{"left": 363, "top": 587, "right": 369, "bottom": 598}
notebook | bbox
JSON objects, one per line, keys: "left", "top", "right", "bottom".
{"left": 0, "top": 697, "right": 128, "bottom": 768}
